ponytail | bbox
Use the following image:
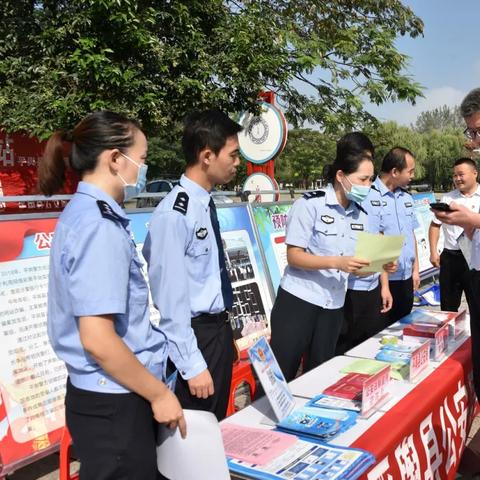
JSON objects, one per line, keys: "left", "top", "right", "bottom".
{"left": 38, "top": 111, "right": 140, "bottom": 196}
{"left": 38, "top": 130, "right": 71, "bottom": 196}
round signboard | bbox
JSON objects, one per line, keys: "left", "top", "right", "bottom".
{"left": 238, "top": 102, "right": 286, "bottom": 164}
{"left": 242, "top": 173, "right": 279, "bottom": 203}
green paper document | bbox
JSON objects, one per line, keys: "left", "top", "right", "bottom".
{"left": 354, "top": 232, "right": 404, "bottom": 273}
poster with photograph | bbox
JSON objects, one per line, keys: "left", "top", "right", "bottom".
{"left": 252, "top": 203, "right": 292, "bottom": 293}
{"left": 218, "top": 204, "right": 274, "bottom": 351}
{"left": 412, "top": 192, "right": 443, "bottom": 276}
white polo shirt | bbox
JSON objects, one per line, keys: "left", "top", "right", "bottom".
{"left": 432, "top": 185, "right": 480, "bottom": 250}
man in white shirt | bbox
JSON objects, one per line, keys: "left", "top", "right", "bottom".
{"left": 429, "top": 157, "right": 480, "bottom": 311}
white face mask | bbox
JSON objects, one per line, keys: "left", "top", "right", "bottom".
{"left": 117, "top": 153, "right": 148, "bottom": 201}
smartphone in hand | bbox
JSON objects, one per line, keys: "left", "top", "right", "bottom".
{"left": 430, "top": 202, "right": 452, "bottom": 212}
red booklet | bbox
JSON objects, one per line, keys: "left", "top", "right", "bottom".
{"left": 323, "top": 373, "right": 371, "bottom": 400}
{"left": 403, "top": 324, "right": 440, "bottom": 338}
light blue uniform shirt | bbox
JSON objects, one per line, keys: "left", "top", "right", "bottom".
{"left": 280, "top": 183, "right": 368, "bottom": 309}
{"left": 143, "top": 174, "right": 224, "bottom": 380}
{"left": 375, "top": 176, "right": 419, "bottom": 280}
{"left": 48, "top": 181, "right": 167, "bottom": 393}
{"left": 347, "top": 183, "right": 383, "bottom": 291}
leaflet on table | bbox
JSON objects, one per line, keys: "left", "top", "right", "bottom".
{"left": 403, "top": 322, "right": 449, "bottom": 360}
{"left": 399, "top": 308, "right": 466, "bottom": 341}
{"left": 276, "top": 405, "right": 358, "bottom": 440}
{"left": 354, "top": 232, "right": 404, "bottom": 272}
{"left": 374, "top": 341, "right": 430, "bottom": 383}
{"left": 225, "top": 427, "right": 375, "bottom": 480}
{"left": 341, "top": 357, "right": 407, "bottom": 381}
{"left": 248, "top": 336, "right": 295, "bottom": 421}
{"left": 337, "top": 362, "right": 392, "bottom": 416}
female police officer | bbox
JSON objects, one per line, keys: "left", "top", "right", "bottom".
{"left": 270, "top": 148, "right": 376, "bottom": 382}
{"left": 38, "top": 111, "right": 185, "bottom": 479}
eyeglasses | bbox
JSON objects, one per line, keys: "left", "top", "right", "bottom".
{"left": 464, "top": 127, "right": 480, "bottom": 140}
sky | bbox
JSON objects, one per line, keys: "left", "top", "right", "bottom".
{"left": 366, "top": 0, "right": 480, "bottom": 125}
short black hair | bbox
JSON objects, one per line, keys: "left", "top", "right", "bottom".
{"left": 336, "top": 132, "right": 374, "bottom": 161}
{"left": 454, "top": 157, "right": 478, "bottom": 170}
{"left": 182, "top": 110, "right": 242, "bottom": 167}
{"left": 381, "top": 146, "right": 414, "bottom": 173}
{"left": 460, "top": 88, "right": 480, "bottom": 118}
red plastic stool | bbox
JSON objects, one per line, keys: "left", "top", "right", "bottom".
{"left": 226, "top": 359, "right": 257, "bottom": 417}
{"left": 59, "top": 426, "right": 79, "bottom": 480}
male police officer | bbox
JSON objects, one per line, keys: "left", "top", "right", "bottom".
{"left": 429, "top": 157, "right": 480, "bottom": 311}
{"left": 143, "top": 110, "right": 241, "bottom": 420}
{"left": 374, "top": 147, "right": 420, "bottom": 324}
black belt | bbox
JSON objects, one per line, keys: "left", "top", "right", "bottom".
{"left": 443, "top": 248, "right": 464, "bottom": 256}
{"left": 191, "top": 311, "right": 229, "bottom": 325}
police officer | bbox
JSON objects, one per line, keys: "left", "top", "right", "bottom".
{"left": 39, "top": 111, "right": 185, "bottom": 480}
{"left": 143, "top": 110, "right": 241, "bottom": 420}
{"left": 429, "top": 157, "right": 480, "bottom": 311}
{"left": 270, "top": 148, "right": 378, "bottom": 382}
{"left": 374, "top": 147, "right": 420, "bottom": 324}
{"left": 335, "top": 133, "right": 394, "bottom": 354}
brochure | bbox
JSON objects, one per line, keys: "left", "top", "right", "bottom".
{"left": 225, "top": 426, "right": 375, "bottom": 480}
{"left": 306, "top": 394, "right": 361, "bottom": 413}
{"left": 322, "top": 373, "right": 370, "bottom": 401}
{"left": 276, "top": 405, "right": 358, "bottom": 440}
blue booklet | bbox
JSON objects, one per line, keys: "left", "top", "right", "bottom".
{"left": 276, "top": 405, "right": 358, "bottom": 440}
{"left": 227, "top": 433, "right": 375, "bottom": 480}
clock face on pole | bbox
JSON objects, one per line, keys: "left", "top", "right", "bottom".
{"left": 242, "top": 173, "right": 279, "bottom": 203}
{"left": 238, "top": 102, "right": 286, "bottom": 164}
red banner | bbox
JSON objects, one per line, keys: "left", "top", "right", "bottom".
{"left": 353, "top": 340, "right": 477, "bottom": 479}
{"left": 0, "top": 131, "right": 78, "bottom": 213}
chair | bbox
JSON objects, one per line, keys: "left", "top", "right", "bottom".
{"left": 59, "top": 426, "right": 79, "bottom": 480}
{"left": 226, "top": 359, "right": 257, "bottom": 416}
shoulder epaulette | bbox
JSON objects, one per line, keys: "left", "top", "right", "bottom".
{"left": 97, "top": 200, "right": 126, "bottom": 223}
{"left": 303, "top": 190, "right": 325, "bottom": 200}
{"left": 354, "top": 202, "right": 368, "bottom": 214}
{"left": 172, "top": 192, "right": 189, "bottom": 215}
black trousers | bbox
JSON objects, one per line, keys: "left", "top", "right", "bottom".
{"left": 270, "top": 287, "right": 343, "bottom": 382}
{"left": 173, "top": 312, "right": 234, "bottom": 421}
{"left": 65, "top": 379, "right": 165, "bottom": 480}
{"left": 336, "top": 284, "right": 385, "bottom": 355}
{"left": 439, "top": 249, "right": 470, "bottom": 311}
{"left": 465, "top": 270, "right": 480, "bottom": 400}
{"left": 387, "top": 277, "right": 414, "bottom": 324}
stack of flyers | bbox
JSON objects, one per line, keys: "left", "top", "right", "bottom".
{"left": 276, "top": 405, "right": 358, "bottom": 440}
{"left": 374, "top": 342, "right": 421, "bottom": 380}
{"left": 322, "top": 373, "right": 370, "bottom": 401}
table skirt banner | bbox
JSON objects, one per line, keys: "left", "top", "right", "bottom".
{"left": 352, "top": 339, "right": 477, "bottom": 479}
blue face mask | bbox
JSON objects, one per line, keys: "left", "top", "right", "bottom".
{"left": 342, "top": 175, "right": 371, "bottom": 203}
{"left": 118, "top": 153, "right": 148, "bottom": 201}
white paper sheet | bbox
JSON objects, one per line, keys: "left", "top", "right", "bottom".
{"left": 157, "top": 409, "right": 230, "bottom": 480}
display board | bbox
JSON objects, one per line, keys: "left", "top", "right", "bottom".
{"left": 217, "top": 204, "right": 274, "bottom": 351}
{"left": 251, "top": 202, "right": 293, "bottom": 294}
{"left": 412, "top": 192, "right": 443, "bottom": 278}
{"left": 0, "top": 217, "right": 66, "bottom": 476}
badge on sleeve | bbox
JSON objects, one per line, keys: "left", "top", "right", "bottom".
{"left": 173, "top": 192, "right": 189, "bottom": 215}
{"left": 196, "top": 228, "right": 208, "bottom": 240}
{"left": 321, "top": 215, "right": 334, "bottom": 224}
{"left": 351, "top": 223, "right": 364, "bottom": 231}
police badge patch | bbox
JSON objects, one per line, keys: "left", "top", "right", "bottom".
{"left": 196, "top": 228, "right": 208, "bottom": 240}
{"left": 321, "top": 215, "right": 334, "bottom": 224}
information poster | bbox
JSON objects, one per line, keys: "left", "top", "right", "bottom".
{"left": 218, "top": 204, "right": 274, "bottom": 351}
{"left": 251, "top": 203, "right": 292, "bottom": 294}
{"left": 0, "top": 217, "right": 65, "bottom": 473}
{"left": 412, "top": 192, "right": 443, "bottom": 276}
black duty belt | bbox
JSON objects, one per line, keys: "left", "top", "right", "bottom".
{"left": 192, "top": 310, "right": 229, "bottom": 325}
{"left": 443, "top": 248, "right": 464, "bottom": 256}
